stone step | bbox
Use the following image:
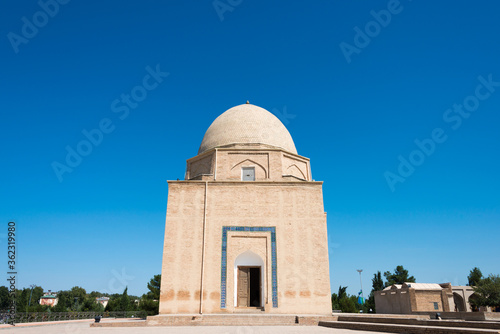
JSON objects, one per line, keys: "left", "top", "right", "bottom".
{"left": 201, "top": 315, "right": 296, "bottom": 325}
{"left": 337, "top": 315, "right": 500, "bottom": 330}
{"left": 320, "top": 320, "right": 500, "bottom": 334}
{"left": 233, "top": 307, "right": 265, "bottom": 313}
{"left": 146, "top": 314, "right": 298, "bottom": 326}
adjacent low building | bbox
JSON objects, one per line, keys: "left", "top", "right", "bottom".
{"left": 96, "top": 297, "right": 110, "bottom": 308}
{"left": 375, "top": 282, "right": 476, "bottom": 314}
{"left": 39, "top": 292, "right": 58, "bottom": 307}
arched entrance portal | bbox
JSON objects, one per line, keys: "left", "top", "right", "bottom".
{"left": 234, "top": 250, "right": 264, "bottom": 308}
{"left": 453, "top": 292, "right": 465, "bottom": 312}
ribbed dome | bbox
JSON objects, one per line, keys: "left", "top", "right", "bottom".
{"left": 198, "top": 104, "right": 297, "bottom": 155}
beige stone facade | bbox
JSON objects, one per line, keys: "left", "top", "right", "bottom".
{"left": 159, "top": 104, "right": 331, "bottom": 315}
{"left": 374, "top": 282, "right": 480, "bottom": 314}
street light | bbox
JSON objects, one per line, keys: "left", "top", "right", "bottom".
{"left": 27, "top": 284, "right": 36, "bottom": 312}
{"left": 357, "top": 269, "right": 364, "bottom": 302}
{"left": 28, "top": 285, "right": 36, "bottom": 305}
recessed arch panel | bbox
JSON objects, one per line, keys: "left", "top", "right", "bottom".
{"left": 234, "top": 250, "right": 265, "bottom": 307}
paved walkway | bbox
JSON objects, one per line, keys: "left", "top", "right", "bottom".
{"left": 0, "top": 320, "right": 391, "bottom": 333}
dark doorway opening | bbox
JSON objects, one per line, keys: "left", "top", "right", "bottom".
{"left": 237, "top": 266, "right": 261, "bottom": 307}
{"left": 249, "top": 267, "right": 261, "bottom": 307}
{"left": 453, "top": 293, "right": 465, "bottom": 312}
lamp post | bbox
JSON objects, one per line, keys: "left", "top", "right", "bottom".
{"left": 28, "top": 285, "right": 35, "bottom": 306}
{"left": 27, "top": 284, "right": 36, "bottom": 313}
{"left": 357, "top": 269, "right": 364, "bottom": 302}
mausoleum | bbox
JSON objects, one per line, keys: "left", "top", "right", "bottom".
{"left": 159, "top": 103, "right": 331, "bottom": 314}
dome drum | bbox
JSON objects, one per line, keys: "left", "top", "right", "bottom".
{"left": 185, "top": 145, "right": 311, "bottom": 182}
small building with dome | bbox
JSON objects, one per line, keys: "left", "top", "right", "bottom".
{"left": 159, "top": 103, "right": 331, "bottom": 314}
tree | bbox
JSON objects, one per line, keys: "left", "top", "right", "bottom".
{"left": 30, "top": 286, "right": 44, "bottom": 307}
{"left": 16, "top": 288, "right": 30, "bottom": 312}
{"left": 88, "top": 290, "right": 106, "bottom": 299}
{"left": 104, "top": 293, "right": 121, "bottom": 311}
{"left": 331, "top": 286, "right": 360, "bottom": 313}
{"left": 70, "top": 287, "right": 86, "bottom": 306}
{"left": 55, "top": 290, "right": 76, "bottom": 312}
{"left": 146, "top": 274, "right": 161, "bottom": 300}
{"left": 140, "top": 274, "right": 161, "bottom": 315}
{"left": 339, "top": 295, "right": 358, "bottom": 313}
{"left": 471, "top": 274, "right": 500, "bottom": 308}
{"left": 331, "top": 286, "right": 347, "bottom": 311}
{"left": 81, "top": 296, "right": 104, "bottom": 312}
{"left": 55, "top": 286, "right": 87, "bottom": 311}
{"left": 366, "top": 271, "right": 385, "bottom": 312}
{"left": 384, "top": 265, "right": 416, "bottom": 287}
{"left": 337, "top": 286, "right": 347, "bottom": 300}
{"left": 468, "top": 267, "right": 483, "bottom": 286}
{"left": 53, "top": 291, "right": 68, "bottom": 312}
{"left": 119, "top": 287, "right": 130, "bottom": 311}
{"left": 139, "top": 299, "right": 159, "bottom": 316}
{"left": 0, "top": 286, "right": 10, "bottom": 310}
{"left": 372, "top": 271, "right": 385, "bottom": 291}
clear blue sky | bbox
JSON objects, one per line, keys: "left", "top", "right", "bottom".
{"left": 1, "top": 1, "right": 499, "bottom": 298}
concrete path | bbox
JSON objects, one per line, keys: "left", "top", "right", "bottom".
{"left": 0, "top": 320, "right": 391, "bottom": 333}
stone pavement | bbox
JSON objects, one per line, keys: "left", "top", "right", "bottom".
{"left": 0, "top": 320, "right": 391, "bottom": 333}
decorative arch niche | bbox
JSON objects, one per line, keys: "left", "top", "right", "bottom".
{"left": 230, "top": 159, "right": 267, "bottom": 179}
{"left": 286, "top": 164, "right": 306, "bottom": 180}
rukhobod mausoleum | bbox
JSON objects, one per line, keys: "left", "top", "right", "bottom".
{"left": 159, "top": 102, "right": 331, "bottom": 314}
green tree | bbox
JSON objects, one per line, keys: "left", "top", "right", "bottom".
{"left": 13, "top": 286, "right": 45, "bottom": 312}
{"left": 384, "top": 265, "right": 416, "bottom": 287}
{"left": 339, "top": 295, "right": 358, "bottom": 313}
{"left": 139, "top": 275, "right": 160, "bottom": 315}
{"left": 468, "top": 267, "right": 483, "bottom": 286}
{"left": 29, "top": 286, "right": 44, "bottom": 307}
{"left": 53, "top": 290, "right": 71, "bottom": 312}
{"left": 16, "top": 288, "right": 30, "bottom": 312}
{"left": 0, "top": 286, "right": 10, "bottom": 310}
{"left": 331, "top": 286, "right": 360, "bottom": 313}
{"left": 119, "top": 287, "right": 130, "bottom": 311}
{"left": 366, "top": 271, "right": 385, "bottom": 312}
{"left": 103, "top": 288, "right": 138, "bottom": 312}
{"left": 88, "top": 290, "right": 106, "bottom": 299}
{"left": 81, "top": 296, "right": 105, "bottom": 312}
{"left": 337, "top": 286, "right": 347, "bottom": 299}
{"left": 331, "top": 286, "right": 347, "bottom": 310}
{"left": 104, "top": 293, "right": 121, "bottom": 312}
{"left": 139, "top": 299, "right": 159, "bottom": 316}
{"left": 69, "top": 286, "right": 86, "bottom": 310}
{"left": 331, "top": 293, "right": 339, "bottom": 310}
{"left": 471, "top": 274, "right": 500, "bottom": 308}
{"left": 372, "top": 271, "right": 385, "bottom": 291}
{"left": 146, "top": 274, "right": 161, "bottom": 300}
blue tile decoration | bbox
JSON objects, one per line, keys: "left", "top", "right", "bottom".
{"left": 220, "top": 226, "right": 278, "bottom": 309}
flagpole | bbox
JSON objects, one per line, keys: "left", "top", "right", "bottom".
{"left": 357, "top": 269, "right": 364, "bottom": 303}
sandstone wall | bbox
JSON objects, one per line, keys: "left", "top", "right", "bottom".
{"left": 159, "top": 180, "right": 331, "bottom": 315}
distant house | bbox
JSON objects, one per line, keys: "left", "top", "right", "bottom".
{"left": 39, "top": 291, "right": 58, "bottom": 307}
{"left": 96, "top": 297, "right": 109, "bottom": 308}
{"left": 374, "top": 282, "right": 479, "bottom": 314}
